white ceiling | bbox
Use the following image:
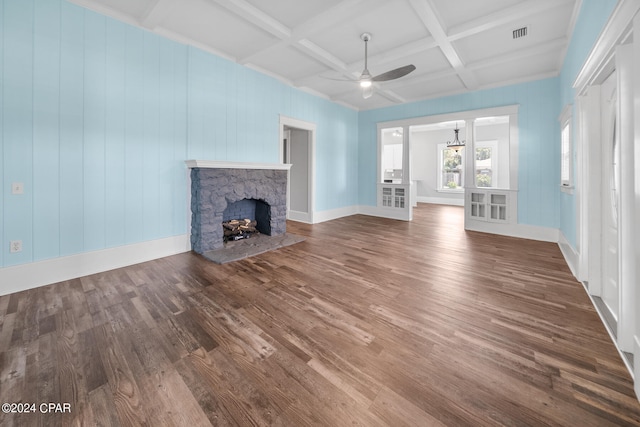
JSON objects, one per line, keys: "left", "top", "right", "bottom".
{"left": 68, "top": 0, "right": 581, "bottom": 110}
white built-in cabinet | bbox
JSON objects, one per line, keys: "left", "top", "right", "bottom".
{"left": 467, "top": 190, "right": 510, "bottom": 223}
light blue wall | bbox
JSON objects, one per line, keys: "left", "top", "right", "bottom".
{"left": 358, "top": 78, "right": 562, "bottom": 229}
{"left": 0, "top": 0, "right": 358, "bottom": 268}
{"left": 558, "top": 0, "right": 619, "bottom": 248}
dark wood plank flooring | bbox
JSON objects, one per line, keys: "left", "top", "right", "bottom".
{"left": 2, "top": 203, "right": 640, "bottom": 426}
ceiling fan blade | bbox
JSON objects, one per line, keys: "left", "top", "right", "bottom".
{"left": 372, "top": 64, "right": 416, "bottom": 82}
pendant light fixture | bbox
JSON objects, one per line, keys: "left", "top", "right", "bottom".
{"left": 446, "top": 123, "right": 465, "bottom": 152}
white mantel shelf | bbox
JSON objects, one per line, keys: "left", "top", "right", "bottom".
{"left": 185, "top": 160, "right": 292, "bottom": 170}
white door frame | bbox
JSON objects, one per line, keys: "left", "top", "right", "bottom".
{"left": 573, "top": 0, "right": 640, "bottom": 378}
{"left": 279, "top": 115, "right": 316, "bottom": 224}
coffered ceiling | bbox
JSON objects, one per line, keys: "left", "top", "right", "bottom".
{"left": 68, "top": 0, "right": 581, "bottom": 110}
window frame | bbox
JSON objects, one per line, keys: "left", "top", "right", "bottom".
{"left": 436, "top": 143, "right": 465, "bottom": 193}
{"left": 559, "top": 104, "right": 574, "bottom": 193}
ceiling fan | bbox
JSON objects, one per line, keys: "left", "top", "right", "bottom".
{"left": 338, "top": 33, "right": 416, "bottom": 99}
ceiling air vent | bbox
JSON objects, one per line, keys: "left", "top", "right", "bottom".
{"left": 513, "top": 26, "right": 528, "bottom": 39}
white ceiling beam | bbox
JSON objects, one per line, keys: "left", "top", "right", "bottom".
{"left": 382, "top": 68, "right": 456, "bottom": 89}
{"left": 407, "top": 0, "right": 479, "bottom": 91}
{"left": 447, "top": 0, "right": 574, "bottom": 42}
{"left": 295, "top": 39, "right": 348, "bottom": 73}
{"left": 139, "top": 0, "right": 176, "bottom": 30}
{"left": 66, "top": 0, "right": 141, "bottom": 27}
{"left": 207, "top": 0, "right": 291, "bottom": 40}
{"left": 290, "top": 0, "right": 388, "bottom": 40}
{"left": 347, "top": 36, "right": 438, "bottom": 72}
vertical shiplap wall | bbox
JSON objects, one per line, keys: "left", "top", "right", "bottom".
{"left": 558, "top": 0, "right": 619, "bottom": 248}
{"left": 3, "top": 0, "right": 35, "bottom": 267}
{"left": 358, "top": 78, "right": 561, "bottom": 229}
{"left": 1, "top": 0, "right": 358, "bottom": 269}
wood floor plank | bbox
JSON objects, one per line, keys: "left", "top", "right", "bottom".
{"left": 1, "top": 204, "right": 640, "bottom": 426}
{"left": 93, "top": 324, "right": 150, "bottom": 426}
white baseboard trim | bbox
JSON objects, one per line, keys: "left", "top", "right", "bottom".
{"left": 0, "top": 234, "right": 191, "bottom": 297}
{"left": 580, "top": 280, "right": 636, "bottom": 382}
{"left": 416, "top": 196, "right": 464, "bottom": 206}
{"left": 464, "top": 220, "right": 559, "bottom": 243}
{"left": 358, "top": 205, "right": 411, "bottom": 221}
{"left": 287, "top": 210, "right": 313, "bottom": 224}
{"left": 311, "top": 205, "right": 359, "bottom": 224}
{"left": 558, "top": 232, "right": 579, "bottom": 279}
{"left": 634, "top": 336, "right": 640, "bottom": 388}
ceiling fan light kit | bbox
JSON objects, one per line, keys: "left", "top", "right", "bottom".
{"left": 356, "top": 33, "right": 415, "bottom": 99}
{"left": 360, "top": 80, "right": 372, "bottom": 88}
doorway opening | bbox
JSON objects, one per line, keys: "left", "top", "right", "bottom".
{"left": 279, "top": 116, "right": 316, "bottom": 224}
{"left": 376, "top": 106, "right": 518, "bottom": 228}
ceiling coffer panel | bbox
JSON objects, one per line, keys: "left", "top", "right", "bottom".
{"left": 159, "top": 0, "right": 280, "bottom": 60}
{"left": 391, "top": 74, "right": 467, "bottom": 101}
{"left": 248, "top": 45, "right": 331, "bottom": 82}
{"left": 452, "top": 2, "right": 574, "bottom": 65}
{"left": 243, "top": 0, "right": 345, "bottom": 29}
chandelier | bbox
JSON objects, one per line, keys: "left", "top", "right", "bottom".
{"left": 446, "top": 123, "right": 465, "bottom": 152}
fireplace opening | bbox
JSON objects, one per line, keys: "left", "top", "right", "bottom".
{"left": 222, "top": 198, "right": 272, "bottom": 242}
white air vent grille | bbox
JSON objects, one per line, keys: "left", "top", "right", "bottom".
{"left": 513, "top": 27, "right": 528, "bottom": 39}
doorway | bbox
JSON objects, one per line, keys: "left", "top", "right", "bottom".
{"left": 597, "top": 71, "right": 621, "bottom": 330}
{"left": 279, "top": 116, "right": 316, "bottom": 223}
{"left": 579, "top": 44, "right": 636, "bottom": 365}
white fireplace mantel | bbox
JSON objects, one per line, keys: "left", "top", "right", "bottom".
{"left": 185, "top": 160, "right": 292, "bottom": 171}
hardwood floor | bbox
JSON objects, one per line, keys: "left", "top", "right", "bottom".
{"left": 2, "top": 203, "right": 640, "bottom": 426}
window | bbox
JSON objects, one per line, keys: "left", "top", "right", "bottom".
{"left": 559, "top": 104, "right": 573, "bottom": 192}
{"left": 475, "top": 141, "right": 498, "bottom": 188}
{"left": 437, "top": 143, "right": 464, "bottom": 191}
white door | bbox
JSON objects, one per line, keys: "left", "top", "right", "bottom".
{"left": 600, "top": 71, "right": 620, "bottom": 323}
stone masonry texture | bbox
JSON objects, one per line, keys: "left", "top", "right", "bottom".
{"left": 190, "top": 168, "right": 288, "bottom": 253}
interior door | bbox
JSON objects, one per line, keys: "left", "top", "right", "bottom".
{"left": 600, "top": 71, "right": 620, "bottom": 323}
{"left": 289, "top": 129, "right": 310, "bottom": 214}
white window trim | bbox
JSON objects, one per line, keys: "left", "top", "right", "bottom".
{"left": 437, "top": 143, "right": 465, "bottom": 193}
{"left": 559, "top": 104, "right": 574, "bottom": 194}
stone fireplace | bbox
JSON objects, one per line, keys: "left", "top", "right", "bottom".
{"left": 186, "top": 161, "right": 291, "bottom": 253}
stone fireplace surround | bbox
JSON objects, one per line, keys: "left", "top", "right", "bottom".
{"left": 186, "top": 161, "right": 291, "bottom": 253}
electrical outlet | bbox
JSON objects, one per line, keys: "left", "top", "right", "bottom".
{"left": 10, "top": 240, "right": 22, "bottom": 253}
{"left": 11, "top": 182, "right": 24, "bottom": 195}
